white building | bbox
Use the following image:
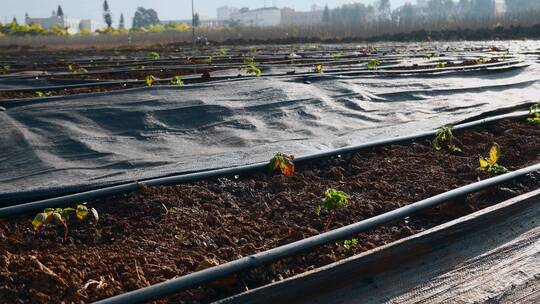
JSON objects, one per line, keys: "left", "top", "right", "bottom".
{"left": 79, "top": 19, "right": 106, "bottom": 32}
{"left": 230, "top": 7, "right": 281, "bottom": 27}
{"left": 26, "top": 13, "right": 104, "bottom": 34}
{"left": 217, "top": 6, "right": 239, "bottom": 22}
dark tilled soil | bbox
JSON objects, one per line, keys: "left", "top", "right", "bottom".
{"left": 0, "top": 84, "right": 141, "bottom": 100}
{"left": 0, "top": 119, "right": 538, "bottom": 304}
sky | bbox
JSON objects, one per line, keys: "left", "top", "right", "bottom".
{"left": 2, "top": 0, "right": 411, "bottom": 25}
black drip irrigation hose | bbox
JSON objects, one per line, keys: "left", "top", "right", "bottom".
{"left": 93, "top": 163, "right": 540, "bottom": 304}
{"left": 0, "top": 109, "right": 532, "bottom": 217}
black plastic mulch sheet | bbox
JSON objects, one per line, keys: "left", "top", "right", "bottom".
{"left": 1, "top": 62, "right": 539, "bottom": 205}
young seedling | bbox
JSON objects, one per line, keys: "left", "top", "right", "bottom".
{"left": 288, "top": 53, "right": 298, "bottom": 64}
{"left": 432, "top": 125, "right": 462, "bottom": 154}
{"left": 527, "top": 102, "right": 540, "bottom": 126}
{"left": 32, "top": 204, "right": 98, "bottom": 239}
{"left": 242, "top": 57, "right": 262, "bottom": 77}
{"left": 314, "top": 64, "right": 323, "bottom": 73}
{"left": 202, "top": 56, "right": 213, "bottom": 65}
{"left": 216, "top": 49, "right": 227, "bottom": 56}
{"left": 367, "top": 59, "right": 380, "bottom": 70}
{"left": 476, "top": 57, "right": 487, "bottom": 65}
{"left": 1, "top": 65, "right": 9, "bottom": 74}
{"left": 343, "top": 238, "right": 358, "bottom": 250}
{"left": 479, "top": 143, "right": 508, "bottom": 176}
{"left": 170, "top": 76, "right": 184, "bottom": 86}
{"left": 269, "top": 152, "right": 295, "bottom": 177}
{"left": 35, "top": 91, "right": 53, "bottom": 97}
{"left": 68, "top": 64, "right": 88, "bottom": 73}
{"left": 149, "top": 51, "right": 160, "bottom": 60}
{"left": 145, "top": 75, "right": 156, "bottom": 86}
{"left": 316, "top": 189, "right": 350, "bottom": 230}
{"left": 436, "top": 62, "right": 446, "bottom": 69}
{"left": 333, "top": 53, "right": 343, "bottom": 60}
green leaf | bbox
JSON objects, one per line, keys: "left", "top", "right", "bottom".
{"left": 318, "top": 189, "right": 350, "bottom": 212}
{"left": 170, "top": 76, "right": 184, "bottom": 86}
{"left": 448, "top": 144, "right": 462, "bottom": 154}
{"left": 149, "top": 51, "right": 160, "bottom": 60}
{"left": 367, "top": 59, "right": 380, "bottom": 69}
{"left": 343, "top": 238, "right": 358, "bottom": 250}
{"left": 432, "top": 138, "right": 442, "bottom": 151}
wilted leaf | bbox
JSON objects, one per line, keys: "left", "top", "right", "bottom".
{"left": 32, "top": 213, "right": 49, "bottom": 231}
{"left": 280, "top": 162, "right": 295, "bottom": 177}
{"left": 479, "top": 156, "right": 489, "bottom": 170}
{"left": 145, "top": 75, "right": 155, "bottom": 87}
{"left": 488, "top": 143, "right": 501, "bottom": 165}
{"left": 76, "top": 205, "right": 89, "bottom": 221}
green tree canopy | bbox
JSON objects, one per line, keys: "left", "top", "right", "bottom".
{"left": 132, "top": 7, "right": 160, "bottom": 29}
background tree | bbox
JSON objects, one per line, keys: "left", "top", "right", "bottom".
{"left": 57, "top": 5, "right": 64, "bottom": 18}
{"left": 377, "top": 0, "right": 391, "bottom": 21}
{"left": 132, "top": 7, "right": 160, "bottom": 28}
{"left": 119, "top": 13, "right": 125, "bottom": 29}
{"left": 192, "top": 13, "right": 200, "bottom": 27}
{"left": 103, "top": 0, "right": 113, "bottom": 28}
{"left": 12, "top": 17, "right": 18, "bottom": 25}
{"left": 322, "top": 5, "right": 330, "bottom": 24}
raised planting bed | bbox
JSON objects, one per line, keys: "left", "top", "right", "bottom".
{"left": 0, "top": 118, "right": 538, "bottom": 303}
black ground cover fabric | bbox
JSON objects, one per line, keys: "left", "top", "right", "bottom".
{"left": 1, "top": 45, "right": 539, "bottom": 205}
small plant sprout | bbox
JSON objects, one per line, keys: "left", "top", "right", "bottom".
{"left": 170, "top": 76, "right": 184, "bottom": 86}
{"left": 476, "top": 57, "right": 487, "bottom": 65}
{"left": 149, "top": 51, "right": 160, "bottom": 60}
{"left": 316, "top": 189, "right": 350, "bottom": 215}
{"left": 67, "top": 64, "right": 74, "bottom": 72}
{"left": 333, "top": 53, "right": 343, "bottom": 60}
{"left": 479, "top": 143, "right": 508, "bottom": 176}
{"left": 314, "top": 64, "right": 324, "bottom": 73}
{"left": 202, "top": 56, "right": 213, "bottom": 65}
{"left": 35, "top": 91, "right": 53, "bottom": 97}
{"left": 269, "top": 152, "right": 295, "bottom": 177}
{"left": 242, "top": 57, "right": 262, "bottom": 77}
{"left": 527, "top": 102, "right": 540, "bottom": 126}
{"left": 1, "top": 65, "right": 9, "bottom": 74}
{"left": 436, "top": 62, "right": 446, "bottom": 69}
{"left": 145, "top": 75, "right": 156, "bottom": 86}
{"left": 32, "top": 203, "right": 98, "bottom": 239}
{"left": 217, "top": 49, "right": 227, "bottom": 56}
{"left": 343, "top": 238, "right": 359, "bottom": 250}
{"left": 367, "top": 59, "right": 381, "bottom": 70}
{"left": 316, "top": 189, "right": 350, "bottom": 230}
{"left": 432, "top": 125, "right": 462, "bottom": 154}
{"left": 288, "top": 52, "right": 298, "bottom": 63}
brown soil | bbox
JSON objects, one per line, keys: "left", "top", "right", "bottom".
{"left": 0, "top": 84, "right": 141, "bottom": 100}
{"left": 0, "top": 119, "right": 538, "bottom": 304}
